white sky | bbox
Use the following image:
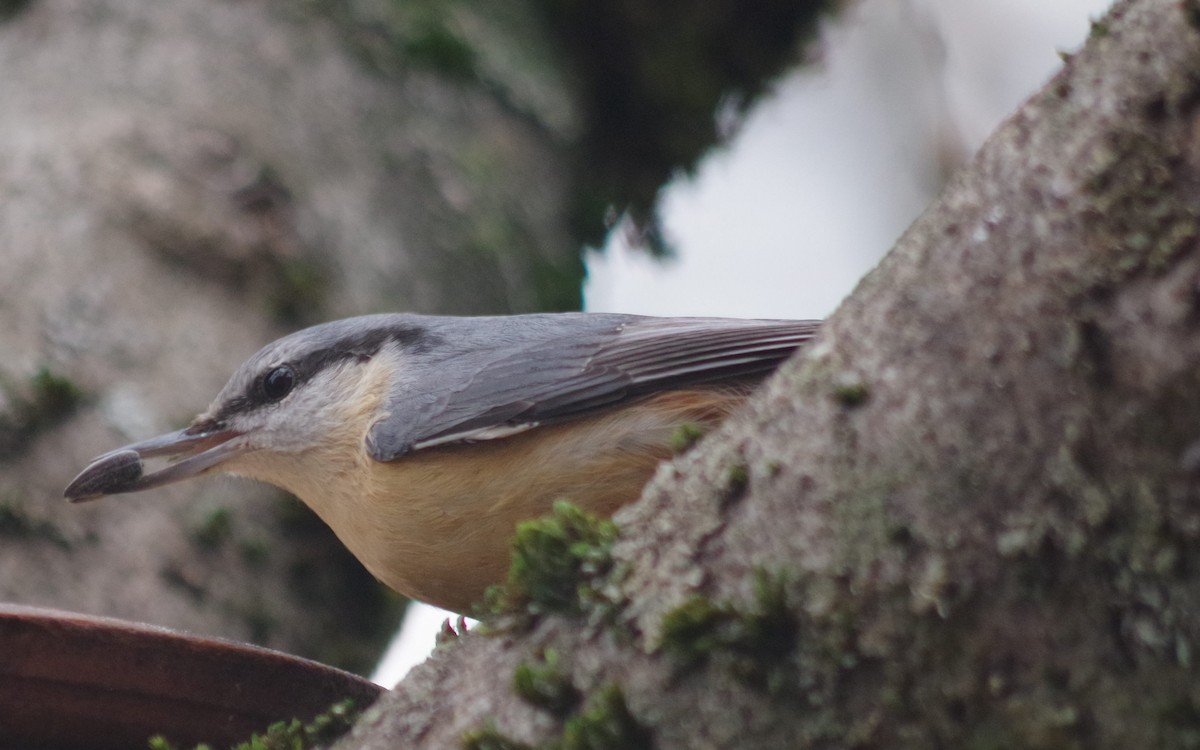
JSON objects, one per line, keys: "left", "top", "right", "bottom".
{"left": 373, "top": 0, "right": 1114, "bottom": 687}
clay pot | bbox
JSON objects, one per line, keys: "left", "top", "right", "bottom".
{"left": 0, "top": 604, "right": 384, "bottom": 749}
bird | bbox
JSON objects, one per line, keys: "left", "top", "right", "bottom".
{"left": 65, "top": 312, "right": 819, "bottom": 612}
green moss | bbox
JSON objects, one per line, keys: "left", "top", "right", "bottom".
{"left": 0, "top": 366, "right": 88, "bottom": 457}
{"left": 239, "top": 538, "right": 270, "bottom": 567}
{"left": 723, "top": 462, "right": 750, "bottom": 503}
{"left": 298, "top": 699, "right": 362, "bottom": 747}
{"left": 300, "top": 0, "right": 485, "bottom": 82}
{"left": 29, "top": 367, "right": 85, "bottom": 419}
{"left": 239, "top": 601, "right": 278, "bottom": 644}
{"left": 514, "top": 649, "right": 580, "bottom": 716}
{"left": 832, "top": 380, "right": 870, "bottom": 407}
{"left": 657, "top": 595, "right": 730, "bottom": 668}
{"left": 657, "top": 570, "right": 797, "bottom": 693}
{"left": 461, "top": 725, "right": 533, "bottom": 750}
{"left": 231, "top": 717, "right": 317, "bottom": 749}
{"left": 268, "top": 257, "right": 330, "bottom": 326}
{"left": 740, "top": 572, "right": 796, "bottom": 666}
{"left": 190, "top": 507, "right": 233, "bottom": 549}
{"left": 668, "top": 422, "right": 706, "bottom": 453}
{"left": 480, "top": 500, "right": 620, "bottom": 621}
{"left": 464, "top": 684, "right": 649, "bottom": 750}
{"left": 0, "top": 497, "right": 70, "bottom": 549}
{"left": 150, "top": 698, "right": 360, "bottom": 750}
{"left": 405, "top": 17, "right": 478, "bottom": 80}
{"left": 561, "top": 685, "right": 651, "bottom": 750}
{"left": 1079, "top": 128, "right": 1197, "bottom": 278}
{"left": 530, "top": 255, "right": 586, "bottom": 313}
{"left": 148, "top": 738, "right": 209, "bottom": 750}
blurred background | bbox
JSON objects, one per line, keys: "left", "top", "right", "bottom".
{"left": 0, "top": 0, "right": 1109, "bottom": 687}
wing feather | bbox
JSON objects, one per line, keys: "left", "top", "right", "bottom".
{"left": 366, "top": 315, "right": 820, "bottom": 461}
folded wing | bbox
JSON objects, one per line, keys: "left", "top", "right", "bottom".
{"left": 367, "top": 316, "right": 820, "bottom": 461}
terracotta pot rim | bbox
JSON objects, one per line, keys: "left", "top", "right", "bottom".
{"left": 0, "top": 603, "right": 385, "bottom": 750}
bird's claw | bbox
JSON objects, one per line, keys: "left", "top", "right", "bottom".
{"left": 436, "top": 615, "right": 470, "bottom": 644}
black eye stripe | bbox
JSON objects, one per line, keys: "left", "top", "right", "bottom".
{"left": 212, "top": 326, "right": 429, "bottom": 423}
{"left": 260, "top": 365, "right": 297, "bottom": 402}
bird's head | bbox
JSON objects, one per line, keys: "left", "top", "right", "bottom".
{"left": 64, "top": 315, "right": 423, "bottom": 502}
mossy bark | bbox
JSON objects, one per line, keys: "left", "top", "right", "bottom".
{"left": 339, "top": 0, "right": 1200, "bottom": 745}
{"left": 0, "top": 0, "right": 830, "bottom": 679}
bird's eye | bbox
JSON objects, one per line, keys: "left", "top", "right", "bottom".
{"left": 261, "top": 365, "right": 296, "bottom": 402}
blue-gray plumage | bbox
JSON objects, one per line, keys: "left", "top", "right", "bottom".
{"left": 66, "top": 313, "right": 819, "bottom": 611}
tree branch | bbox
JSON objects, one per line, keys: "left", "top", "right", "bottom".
{"left": 342, "top": 0, "right": 1200, "bottom": 746}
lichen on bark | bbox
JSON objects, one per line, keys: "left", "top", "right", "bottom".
{"left": 336, "top": 1, "right": 1200, "bottom": 746}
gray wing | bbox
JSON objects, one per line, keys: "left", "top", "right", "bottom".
{"left": 366, "top": 315, "right": 820, "bottom": 461}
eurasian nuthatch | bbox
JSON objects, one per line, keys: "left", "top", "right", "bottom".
{"left": 65, "top": 313, "right": 818, "bottom": 612}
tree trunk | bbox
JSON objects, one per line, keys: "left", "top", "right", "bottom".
{"left": 340, "top": 0, "right": 1200, "bottom": 745}
{"left": 0, "top": 0, "right": 578, "bottom": 673}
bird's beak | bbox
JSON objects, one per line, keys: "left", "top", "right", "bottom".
{"left": 64, "top": 425, "right": 244, "bottom": 503}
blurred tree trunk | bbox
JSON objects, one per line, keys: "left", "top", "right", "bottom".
{"left": 339, "top": 0, "right": 1200, "bottom": 745}
{"left": 0, "top": 0, "right": 581, "bottom": 673}
{"left": 0, "top": 0, "right": 828, "bottom": 678}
